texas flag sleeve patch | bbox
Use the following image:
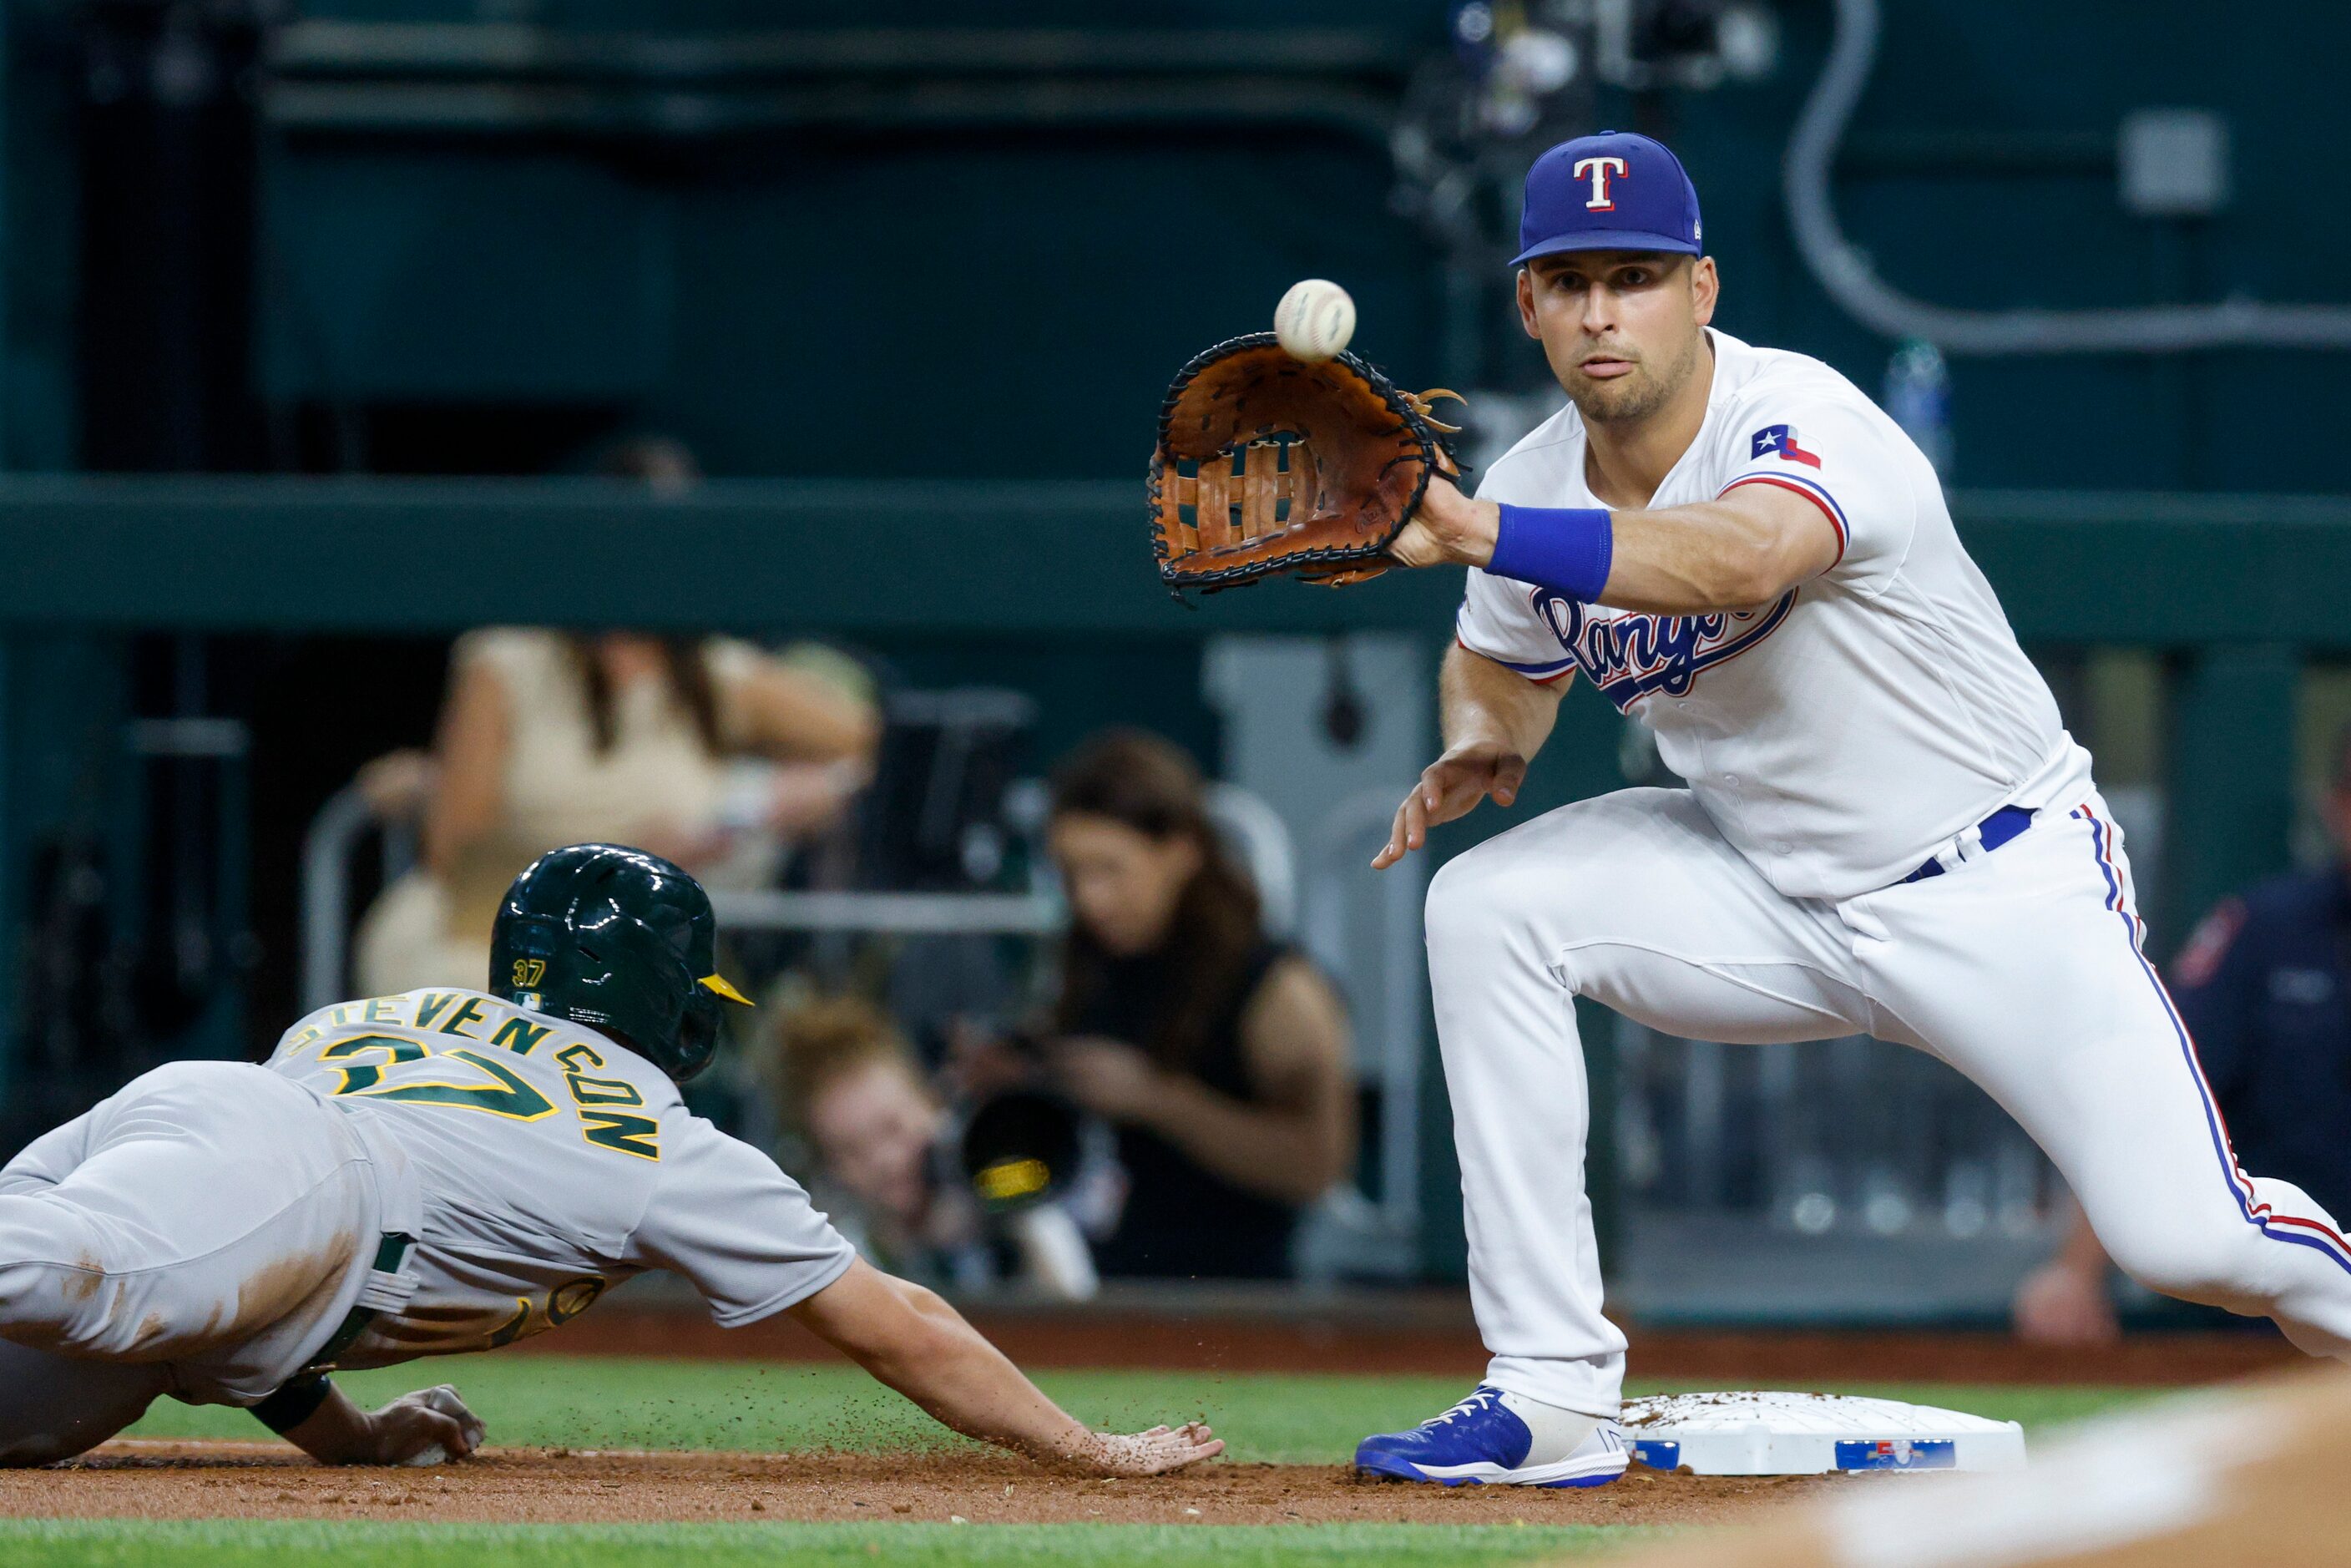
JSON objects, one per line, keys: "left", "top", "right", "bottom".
{"left": 1749, "top": 424, "right": 1823, "bottom": 468}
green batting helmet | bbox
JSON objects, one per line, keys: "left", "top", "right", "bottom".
{"left": 488, "top": 843, "right": 753, "bottom": 1082}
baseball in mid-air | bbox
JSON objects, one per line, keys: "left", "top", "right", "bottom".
{"left": 1274, "top": 279, "right": 1356, "bottom": 362}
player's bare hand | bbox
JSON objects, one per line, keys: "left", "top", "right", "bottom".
{"left": 1388, "top": 476, "right": 1499, "bottom": 570}
{"left": 1373, "top": 741, "right": 1528, "bottom": 868}
{"left": 364, "top": 1384, "right": 486, "bottom": 1466}
{"left": 2011, "top": 1262, "right": 2121, "bottom": 1348}
{"left": 1082, "top": 1422, "right": 1224, "bottom": 1476}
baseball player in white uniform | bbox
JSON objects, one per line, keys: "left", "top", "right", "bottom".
{"left": 0, "top": 843, "right": 1221, "bottom": 1474}
{"left": 1352, "top": 131, "right": 2351, "bottom": 1489}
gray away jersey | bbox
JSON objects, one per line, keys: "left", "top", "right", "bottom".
{"left": 266, "top": 989, "right": 855, "bottom": 1367}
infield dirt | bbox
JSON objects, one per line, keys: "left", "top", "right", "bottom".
{"left": 20, "top": 1440, "right": 1823, "bottom": 1528}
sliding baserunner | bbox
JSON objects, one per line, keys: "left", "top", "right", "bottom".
{"left": 0, "top": 843, "right": 1220, "bottom": 1474}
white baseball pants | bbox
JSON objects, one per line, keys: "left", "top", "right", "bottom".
{"left": 0, "top": 1061, "right": 383, "bottom": 1464}
{"left": 1429, "top": 786, "right": 2351, "bottom": 1417}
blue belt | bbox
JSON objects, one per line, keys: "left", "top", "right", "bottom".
{"left": 1901, "top": 805, "right": 2035, "bottom": 885}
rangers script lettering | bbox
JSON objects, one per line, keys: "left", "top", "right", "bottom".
{"left": 1529, "top": 587, "right": 1797, "bottom": 710}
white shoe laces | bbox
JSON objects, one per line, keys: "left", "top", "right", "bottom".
{"left": 1422, "top": 1387, "right": 1504, "bottom": 1430}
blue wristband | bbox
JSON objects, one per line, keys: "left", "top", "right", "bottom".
{"left": 1489, "top": 505, "right": 1614, "bottom": 603}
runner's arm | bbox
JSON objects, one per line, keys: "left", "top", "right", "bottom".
{"left": 264, "top": 1378, "right": 486, "bottom": 1465}
{"left": 788, "top": 1257, "right": 1221, "bottom": 1476}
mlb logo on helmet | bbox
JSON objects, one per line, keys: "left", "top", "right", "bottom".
{"left": 1514, "top": 131, "right": 1704, "bottom": 266}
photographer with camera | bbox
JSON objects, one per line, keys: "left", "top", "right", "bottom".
{"left": 1040, "top": 731, "right": 1357, "bottom": 1281}
{"left": 770, "top": 995, "right": 1103, "bottom": 1299}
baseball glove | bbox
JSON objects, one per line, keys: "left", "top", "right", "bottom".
{"left": 1148, "top": 333, "right": 1463, "bottom": 596}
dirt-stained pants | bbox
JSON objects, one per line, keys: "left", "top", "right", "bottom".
{"left": 0, "top": 1062, "right": 377, "bottom": 1464}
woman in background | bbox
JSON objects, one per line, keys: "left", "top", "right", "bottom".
{"left": 354, "top": 439, "right": 878, "bottom": 994}
{"left": 1044, "top": 730, "right": 1355, "bottom": 1279}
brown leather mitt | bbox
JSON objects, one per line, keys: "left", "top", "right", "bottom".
{"left": 1148, "top": 332, "right": 1462, "bottom": 596}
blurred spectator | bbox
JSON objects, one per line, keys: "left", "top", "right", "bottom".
{"left": 1040, "top": 729, "right": 1355, "bottom": 1279}
{"left": 351, "top": 438, "right": 879, "bottom": 994}
{"left": 2015, "top": 724, "right": 2351, "bottom": 1343}
{"left": 770, "top": 994, "right": 976, "bottom": 1282}
{"left": 769, "top": 994, "right": 1105, "bottom": 1297}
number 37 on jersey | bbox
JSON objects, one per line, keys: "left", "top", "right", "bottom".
{"left": 280, "top": 989, "right": 665, "bottom": 1161}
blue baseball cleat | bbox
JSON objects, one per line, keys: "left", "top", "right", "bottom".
{"left": 1354, "top": 1385, "right": 1631, "bottom": 1488}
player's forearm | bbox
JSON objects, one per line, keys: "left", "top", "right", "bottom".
{"left": 791, "top": 1262, "right": 1099, "bottom": 1467}
{"left": 863, "top": 1303, "right": 1090, "bottom": 1460}
{"left": 1593, "top": 501, "right": 1821, "bottom": 613}
{"left": 269, "top": 1378, "right": 487, "bottom": 1467}
{"left": 1442, "top": 643, "right": 1560, "bottom": 762}
{"left": 271, "top": 1380, "right": 374, "bottom": 1464}
{"left": 1410, "top": 481, "right": 1831, "bottom": 615}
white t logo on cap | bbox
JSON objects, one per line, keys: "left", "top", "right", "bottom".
{"left": 1572, "top": 155, "right": 1629, "bottom": 211}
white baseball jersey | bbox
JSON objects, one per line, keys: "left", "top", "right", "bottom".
{"left": 1423, "top": 331, "right": 2351, "bottom": 1426}
{"left": 265, "top": 989, "right": 855, "bottom": 1365}
{"left": 1455, "top": 328, "right": 2071, "bottom": 901}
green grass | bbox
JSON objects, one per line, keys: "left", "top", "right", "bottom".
{"left": 122, "top": 1356, "right": 2156, "bottom": 1463}
{"left": 0, "top": 1520, "right": 1640, "bottom": 1566}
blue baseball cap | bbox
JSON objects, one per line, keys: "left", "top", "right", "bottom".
{"left": 1513, "top": 130, "right": 1704, "bottom": 266}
